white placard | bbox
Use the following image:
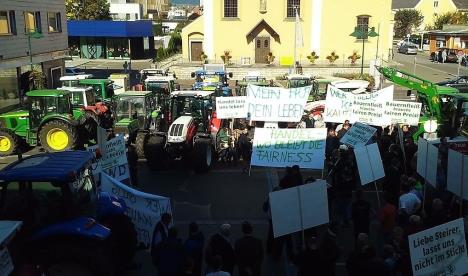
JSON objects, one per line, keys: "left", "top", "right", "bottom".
{"left": 408, "top": 218, "right": 468, "bottom": 276}
{"left": 340, "top": 122, "right": 377, "bottom": 147}
{"left": 447, "top": 150, "right": 468, "bottom": 200}
{"left": 269, "top": 180, "right": 329, "bottom": 237}
{"left": 246, "top": 84, "right": 311, "bottom": 122}
{"left": 89, "top": 136, "right": 130, "bottom": 183}
{"left": 0, "top": 248, "right": 13, "bottom": 276}
{"left": 384, "top": 101, "right": 422, "bottom": 126}
{"left": 354, "top": 143, "right": 385, "bottom": 185}
{"left": 215, "top": 96, "right": 247, "bottom": 119}
{"left": 323, "top": 85, "right": 394, "bottom": 124}
{"left": 251, "top": 128, "right": 327, "bottom": 169}
{"left": 426, "top": 143, "right": 439, "bottom": 187}
{"left": 101, "top": 174, "right": 172, "bottom": 248}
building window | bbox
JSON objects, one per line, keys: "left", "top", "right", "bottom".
{"left": 357, "top": 15, "right": 370, "bottom": 39}
{"left": 264, "top": 39, "right": 268, "bottom": 48}
{"left": 224, "top": 0, "right": 238, "bottom": 18}
{"left": 256, "top": 39, "right": 261, "bottom": 48}
{"left": 287, "top": 0, "right": 300, "bottom": 18}
{"left": 24, "top": 11, "right": 41, "bottom": 33}
{"left": 434, "top": 1, "right": 439, "bottom": 7}
{"left": 0, "top": 11, "right": 16, "bottom": 35}
{"left": 47, "top": 12, "right": 61, "bottom": 32}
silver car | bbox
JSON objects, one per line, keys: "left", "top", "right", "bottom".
{"left": 398, "top": 43, "right": 418, "bottom": 55}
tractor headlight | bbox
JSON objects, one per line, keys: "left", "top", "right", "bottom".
{"left": 424, "top": 120, "right": 438, "bottom": 133}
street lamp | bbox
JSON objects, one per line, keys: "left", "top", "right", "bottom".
{"left": 27, "top": 29, "right": 43, "bottom": 71}
{"left": 350, "top": 26, "right": 379, "bottom": 77}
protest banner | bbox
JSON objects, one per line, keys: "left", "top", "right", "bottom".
{"left": 354, "top": 143, "right": 385, "bottom": 185}
{"left": 251, "top": 128, "right": 327, "bottom": 169}
{"left": 89, "top": 135, "right": 130, "bottom": 183}
{"left": 323, "top": 85, "right": 393, "bottom": 124}
{"left": 101, "top": 174, "right": 172, "bottom": 248}
{"left": 340, "top": 122, "right": 377, "bottom": 147}
{"left": 447, "top": 149, "right": 468, "bottom": 200}
{"left": 384, "top": 101, "right": 422, "bottom": 126}
{"left": 417, "top": 139, "right": 438, "bottom": 187}
{"left": 246, "top": 84, "right": 311, "bottom": 122}
{"left": 408, "top": 218, "right": 468, "bottom": 276}
{"left": 215, "top": 96, "right": 247, "bottom": 119}
{"left": 269, "top": 180, "right": 329, "bottom": 237}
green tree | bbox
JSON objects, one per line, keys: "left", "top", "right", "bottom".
{"left": 394, "top": 9, "right": 424, "bottom": 38}
{"left": 153, "top": 19, "right": 164, "bottom": 36}
{"left": 167, "top": 32, "right": 182, "bottom": 53}
{"left": 66, "top": 0, "right": 111, "bottom": 20}
{"left": 427, "top": 11, "right": 468, "bottom": 30}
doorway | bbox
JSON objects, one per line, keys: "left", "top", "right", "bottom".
{"left": 255, "top": 37, "right": 270, "bottom": 64}
{"left": 190, "top": 41, "right": 203, "bottom": 61}
{"left": 50, "top": 67, "right": 62, "bottom": 88}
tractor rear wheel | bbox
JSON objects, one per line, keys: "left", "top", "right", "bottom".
{"left": 0, "top": 129, "right": 20, "bottom": 156}
{"left": 145, "top": 134, "right": 166, "bottom": 170}
{"left": 135, "top": 131, "right": 149, "bottom": 159}
{"left": 192, "top": 138, "right": 213, "bottom": 173}
{"left": 40, "top": 120, "right": 78, "bottom": 152}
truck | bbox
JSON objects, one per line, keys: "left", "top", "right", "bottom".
{"left": 0, "top": 90, "right": 93, "bottom": 156}
{"left": 0, "top": 151, "right": 137, "bottom": 275}
{"left": 144, "top": 90, "right": 219, "bottom": 172}
{"left": 376, "top": 66, "right": 468, "bottom": 139}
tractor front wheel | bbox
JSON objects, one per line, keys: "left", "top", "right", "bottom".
{"left": 135, "top": 131, "right": 148, "bottom": 159}
{"left": 192, "top": 138, "right": 213, "bottom": 173}
{"left": 0, "top": 129, "right": 20, "bottom": 156}
{"left": 40, "top": 121, "right": 78, "bottom": 152}
{"left": 145, "top": 134, "right": 166, "bottom": 170}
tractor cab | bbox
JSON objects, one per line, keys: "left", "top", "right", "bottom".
{"left": 115, "top": 91, "right": 159, "bottom": 139}
{"left": 191, "top": 64, "right": 233, "bottom": 97}
{"left": 60, "top": 74, "right": 93, "bottom": 87}
{"left": 286, "top": 74, "right": 313, "bottom": 88}
{"left": 169, "top": 90, "right": 215, "bottom": 131}
{"left": 77, "top": 79, "right": 116, "bottom": 102}
{"left": 140, "top": 68, "right": 175, "bottom": 82}
{"left": 236, "top": 72, "right": 271, "bottom": 96}
{"left": 0, "top": 151, "right": 136, "bottom": 274}
{"left": 438, "top": 93, "right": 468, "bottom": 138}
{"left": 145, "top": 75, "right": 179, "bottom": 101}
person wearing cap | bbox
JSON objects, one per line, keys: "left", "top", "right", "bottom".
{"left": 205, "top": 224, "right": 236, "bottom": 274}
{"left": 235, "top": 221, "right": 263, "bottom": 276}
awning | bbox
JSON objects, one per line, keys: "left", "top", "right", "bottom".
{"left": 246, "top": 20, "right": 280, "bottom": 43}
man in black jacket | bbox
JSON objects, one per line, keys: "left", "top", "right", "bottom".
{"left": 235, "top": 221, "right": 264, "bottom": 276}
{"left": 205, "top": 224, "right": 236, "bottom": 274}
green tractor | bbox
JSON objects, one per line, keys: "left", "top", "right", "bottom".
{"left": 114, "top": 91, "right": 168, "bottom": 157}
{"left": 235, "top": 74, "right": 271, "bottom": 96}
{"left": 0, "top": 90, "right": 87, "bottom": 156}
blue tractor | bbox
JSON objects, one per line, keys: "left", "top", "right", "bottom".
{"left": 191, "top": 64, "right": 233, "bottom": 97}
{"left": 0, "top": 151, "right": 137, "bottom": 275}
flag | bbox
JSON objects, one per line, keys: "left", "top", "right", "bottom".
{"left": 295, "top": 8, "right": 304, "bottom": 48}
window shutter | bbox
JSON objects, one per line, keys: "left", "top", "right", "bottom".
{"left": 8, "top": 10, "right": 16, "bottom": 35}
{"left": 34, "top": 11, "right": 41, "bottom": 33}
{"left": 57, "top": 12, "right": 62, "bottom": 32}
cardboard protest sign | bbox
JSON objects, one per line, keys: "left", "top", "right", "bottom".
{"left": 408, "top": 218, "right": 468, "bottom": 276}
{"left": 323, "top": 85, "right": 393, "bottom": 124}
{"left": 384, "top": 101, "right": 422, "bottom": 126}
{"left": 101, "top": 174, "right": 172, "bottom": 248}
{"left": 447, "top": 149, "right": 468, "bottom": 200}
{"left": 269, "top": 180, "right": 329, "bottom": 237}
{"left": 246, "top": 84, "right": 311, "bottom": 122}
{"left": 215, "top": 96, "right": 247, "bottom": 119}
{"left": 417, "top": 139, "right": 439, "bottom": 187}
{"left": 89, "top": 136, "right": 130, "bottom": 183}
{"left": 251, "top": 128, "right": 327, "bottom": 169}
{"left": 340, "top": 122, "right": 377, "bottom": 147}
{"left": 354, "top": 143, "right": 385, "bottom": 185}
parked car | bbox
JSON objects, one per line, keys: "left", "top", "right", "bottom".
{"left": 437, "top": 76, "right": 468, "bottom": 93}
{"left": 430, "top": 48, "right": 467, "bottom": 65}
{"left": 65, "top": 67, "right": 87, "bottom": 76}
{"left": 398, "top": 43, "right": 418, "bottom": 55}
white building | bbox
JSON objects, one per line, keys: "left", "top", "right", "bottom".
{"left": 167, "top": 8, "right": 187, "bottom": 20}
{"left": 110, "top": 3, "right": 143, "bottom": 20}
{"left": 0, "top": 0, "right": 68, "bottom": 111}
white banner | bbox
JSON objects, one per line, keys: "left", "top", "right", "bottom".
{"left": 101, "top": 174, "right": 172, "bottom": 248}
{"left": 323, "top": 85, "right": 393, "bottom": 124}
{"left": 246, "top": 84, "right": 311, "bottom": 122}
{"left": 251, "top": 128, "right": 327, "bottom": 169}
{"left": 408, "top": 218, "right": 468, "bottom": 276}
{"left": 416, "top": 139, "right": 439, "bottom": 187}
{"left": 269, "top": 180, "right": 329, "bottom": 237}
{"left": 384, "top": 101, "right": 422, "bottom": 126}
{"left": 215, "top": 96, "right": 247, "bottom": 119}
{"left": 340, "top": 122, "right": 377, "bottom": 148}
{"left": 89, "top": 136, "right": 130, "bottom": 183}
{"left": 354, "top": 143, "right": 385, "bottom": 185}
{"left": 447, "top": 149, "right": 468, "bottom": 200}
